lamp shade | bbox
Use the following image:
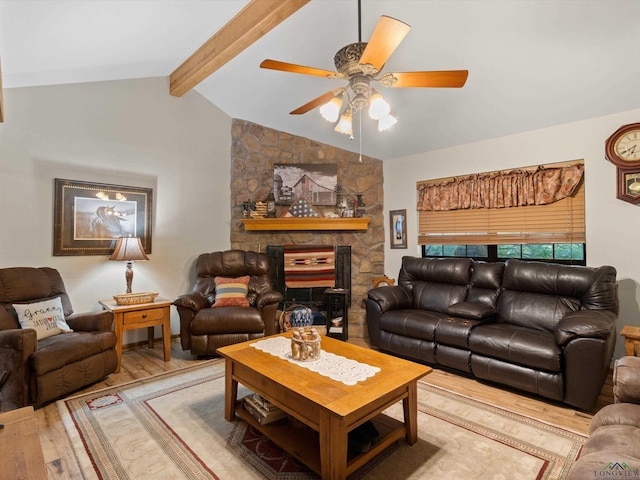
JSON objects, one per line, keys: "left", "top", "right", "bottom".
{"left": 334, "top": 109, "right": 353, "bottom": 135}
{"left": 319, "top": 96, "right": 342, "bottom": 122}
{"left": 368, "top": 92, "right": 391, "bottom": 120}
{"left": 378, "top": 113, "right": 398, "bottom": 131}
{"left": 109, "top": 237, "right": 149, "bottom": 262}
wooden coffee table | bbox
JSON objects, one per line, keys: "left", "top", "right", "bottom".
{"left": 217, "top": 333, "right": 431, "bottom": 480}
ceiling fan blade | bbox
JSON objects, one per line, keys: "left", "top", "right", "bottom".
{"left": 290, "top": 91, "right": 337, "bottom": 115}
{"left": 260, "top": 59, "right": 338, "bottom": 78}
{"left": 359, "top": 16, "right": 411, "bottom": 72}
{"left": 385, "top": 70, "right": 469, "bottom": 88}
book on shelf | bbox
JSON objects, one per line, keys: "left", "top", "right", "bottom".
{"left": 242, "top": 394, "right": 287, "bottom": 425}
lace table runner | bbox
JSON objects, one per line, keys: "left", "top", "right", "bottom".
{"left": 251, "top": 336, "right": 380, "bottom": 386}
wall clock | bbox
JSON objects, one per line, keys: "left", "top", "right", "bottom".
{"left": 605, "top": 122, "right": 640, "bottom": 168}
{"left": 617, "top": 167, "right": 640, "bottom": 204}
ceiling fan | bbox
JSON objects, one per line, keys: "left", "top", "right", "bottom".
{"left": 260, "top": 2, "right": 468, "bottom": 135}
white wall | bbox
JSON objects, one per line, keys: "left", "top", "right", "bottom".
{"left": 384, "top": 108, "right": 640, "bottom": 360}
{"left": 0, "top": 77, "right": 232, "bottom": 343}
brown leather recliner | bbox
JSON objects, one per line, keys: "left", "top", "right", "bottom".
{"left": 0, "top": 267, "right": 117, "bottom": 410}
{"left": 567, "top": 356, "right": 640, "bottom": 479}
{"left": 173, "top": 250, "right": 283, "bottom": 356}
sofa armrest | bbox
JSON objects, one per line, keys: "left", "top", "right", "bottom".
{"left": 66, "top": 310, "right": 114, "bottom": 332}
{"left": 0, "top": 328, "right": 37, "bottom": 359}
{"left": 0, "top": 329, "right": 37, "bottom": 408}
{"left": 173, "top": 293, "right": 208, "bottom": 313}
{"left": 613, "top": 356, "right": 640, "bottom": 404}
{"left": 367, "top": 286, "right": 412, "bottom": 313}
{"left": 255, "top": 290, "right": 283, "bottom": 311}
{"left": 255, "top": 291, "right": 283, "bottom": 337}
{"left": 554, "top": 310, "right": 616, "bottom": 346}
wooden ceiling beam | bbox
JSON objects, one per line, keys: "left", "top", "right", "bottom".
{"left": 170, "top": 0, "right": 310, "bottom": 97}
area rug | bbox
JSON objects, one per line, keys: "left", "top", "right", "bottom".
{"left": 57, "top": 359, "right": 585, "bottom": 480}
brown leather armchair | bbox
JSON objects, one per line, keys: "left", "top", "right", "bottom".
{"left": 173, "top": 250, "right": 283, "bottom": 356}
{"left": 0, "top": 267, "right": 117, "bottom": 410}
{"left": 567, "top": 356, "right": 640, "bottom": 479}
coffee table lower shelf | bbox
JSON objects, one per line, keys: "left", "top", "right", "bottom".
{"left": 235, "top": 402, "right": 405, "bottom": 476}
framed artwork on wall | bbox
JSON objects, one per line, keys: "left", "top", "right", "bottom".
{"left": 389, "top": 209, "right": 407, "bottom": 249}
{"left": 53, "top": 178, "right": 153, "bottom": 256}
{"left": 273, "top": 163, "right": 337, "bottom": 206}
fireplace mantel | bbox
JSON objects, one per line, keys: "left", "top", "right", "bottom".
{"left": 241, "top": 217, "right": 370, "bottom": 231}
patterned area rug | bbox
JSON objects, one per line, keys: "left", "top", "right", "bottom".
{"left": 57, "top": 359, "right": 585, "bottom": 480}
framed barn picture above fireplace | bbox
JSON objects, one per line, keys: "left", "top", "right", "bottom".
{"left": 53, "top": 178, "right": 153, "bottom": 256}
{"left": 273, "top": 163, "right": 337, "bottom": 206}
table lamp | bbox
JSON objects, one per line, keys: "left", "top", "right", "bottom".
{"left": 109, "top": 237, "right": 149, "bottom": 293}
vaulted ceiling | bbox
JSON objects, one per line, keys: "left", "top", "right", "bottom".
{"left": 2, "top": 0, "right": 640, "bottom": 160}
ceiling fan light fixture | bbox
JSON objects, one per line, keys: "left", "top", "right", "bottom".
{"left": 335, "top": 109, "right": 353, "bottom": 135}
{"left": 319, "top": 96, "right": 342, "bottom": 122}
{"left": 378, "top": 113, "right": 397, "bottom": 131}
{"left": 368, "top": 91, "right": 390, "bottom": 120}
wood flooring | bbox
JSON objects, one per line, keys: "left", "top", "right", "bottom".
{"left": 34, "top": 337, "right": 613, "bottom": 479}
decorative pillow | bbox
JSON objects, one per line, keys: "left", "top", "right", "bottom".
{"left": 13, "top": 297, "right": 73, "bottom": 340}
{"left": 213, "top": 276, "right": 250, "bottom": 308}
{"left": 446, "top": 301, "right": 496, "bottom": 320}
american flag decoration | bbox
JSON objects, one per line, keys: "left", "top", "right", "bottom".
{"left": 283, "top": 196, "right": 320, "bottom": 217}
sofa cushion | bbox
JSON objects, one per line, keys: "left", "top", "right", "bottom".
{"left": 191, "top": 307, "right": 263, "bottom": 335}
{"left": 13, "top": 298, "right": 73, "bottom": 340}
{"left": 398, "top": 257, "right": 472, "bottom": 286}
{"left": 0, "top": 267, "right": 52, "bottom": 302}
{"left": 380, "top": 309, "right": 448, "bottom": 342}
{"left": 502, "top": 259, "right": 618, "bottom": 311}
{"left": 469, "top": 323, "right": 561, "bottom": 372}
{"left": 497, "top": 290, "right": 579, "bottom": 333}
{"left": 413, "top": 282, "right": 468, "bottom": 313}
{"left": 466, "top": 262, "right": 504, "bottom": 307}
{"left": 30, "top": 331, "right": 117, "bottom": 376}
{"left": 213, "top": 276, "right": 250, "bottom": 308}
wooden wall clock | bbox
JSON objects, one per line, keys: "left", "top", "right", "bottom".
{"left": 606, "top": 122, "right": 640, "bottom": 204}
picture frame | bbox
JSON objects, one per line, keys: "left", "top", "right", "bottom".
{"left": 616, "top": 167, "right": 640, "bottom": 205}
{"left": 389, "top": 209, "right": 407, "bottom": 249}
{"left": 273, "top": 163, "right": 337, "bottom": 206}
{"left": 53, "top": 178, "right": 153, "bottom": 256}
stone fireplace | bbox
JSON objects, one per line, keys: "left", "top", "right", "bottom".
{"left": 229, "top": 119, "right": 385, "bottom": 337}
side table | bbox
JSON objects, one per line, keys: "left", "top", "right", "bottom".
{"left": 99, "top": 297, "right": 172, "bottom": 373}
{"left": 325, "top": 288, "right": 349, "bottom": 341}
{"left": 620, "top": 325, "right": 640, "bottom": 356}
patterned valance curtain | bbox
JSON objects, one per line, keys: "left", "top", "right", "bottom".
{"left": 417, "top": 163, "right": 584, "bottom": 211}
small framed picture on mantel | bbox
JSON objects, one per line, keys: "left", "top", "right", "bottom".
{"left": 389, "top": 209, "right": 407, "bottom": 249}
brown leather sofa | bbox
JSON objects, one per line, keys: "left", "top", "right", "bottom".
{"left": 567, "top": 356, "right": 640, "bottom": 478}
{"left": 365, "top": 257, "right": 618, "bottom": 410}
{"left": 173, "top": 250, "right": 283, "bottom": 356}
{"left": 0, "top": 267, "right": 117, "bottom": 410}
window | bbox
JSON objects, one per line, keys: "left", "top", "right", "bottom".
{"left": 422, "top": 243, "right": 585, "bottom": 265}
{"left": 417, "top": 161, "right": 585, "bottom": 265}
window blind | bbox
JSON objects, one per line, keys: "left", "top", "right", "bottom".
{"left": 417, "top": 161, "right": 585, "bottom": 246}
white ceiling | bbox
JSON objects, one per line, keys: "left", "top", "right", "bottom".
{"left": 2, "top": 0, "right": 640, "bottom": 161}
